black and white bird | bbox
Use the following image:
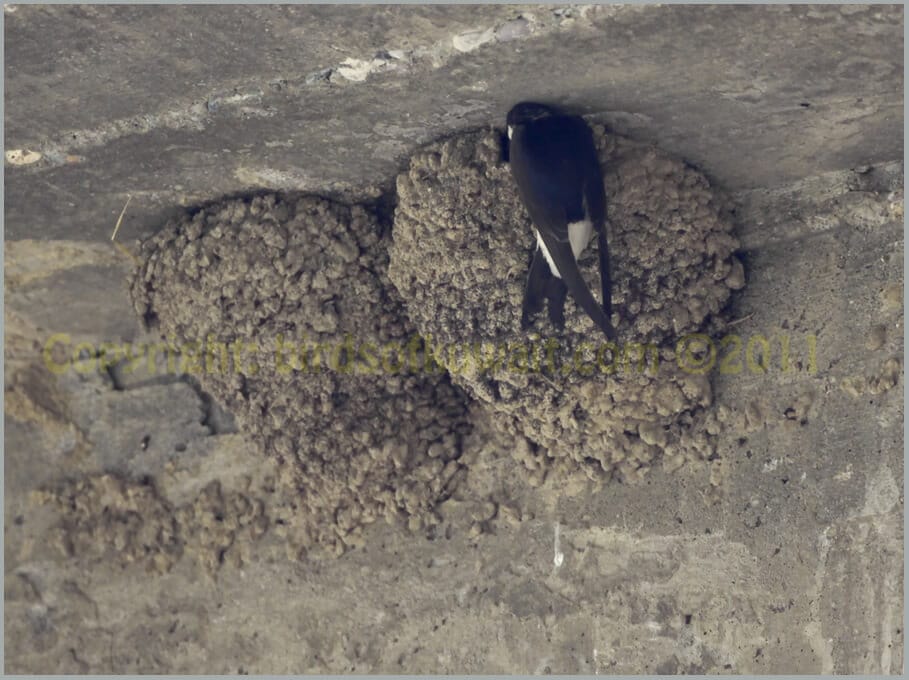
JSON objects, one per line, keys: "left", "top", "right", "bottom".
{"left": 505, "top": 101, "right": 615, "bottom": 339}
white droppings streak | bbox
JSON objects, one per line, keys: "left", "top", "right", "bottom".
{"left": 553, "top": 522, "right": 564, "bottom": 569}
{"left": 335, "top": 57, "right": 388, "bottom": 83}
{"left": 762, "top": 457, "right": 781, "bottom": 472}
{"left": 805, "top": 527, "right": 835, "bottom": 673}
{"left": 452, "top": 27, "right": 496, "bottom": 53}
{"left": 5, "top": 149, "right": 42, "bottom": 166}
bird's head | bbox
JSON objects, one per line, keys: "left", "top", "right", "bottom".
{"left": 506, "top": 101, "right": 560, "bottom": 139}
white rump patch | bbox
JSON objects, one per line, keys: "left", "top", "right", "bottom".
{"left": 535, "top": 219, "right": 593, "bottom": 278}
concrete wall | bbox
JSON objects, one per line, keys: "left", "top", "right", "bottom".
{"left": 5, "top": 4, "right": 902, "bottom": 239}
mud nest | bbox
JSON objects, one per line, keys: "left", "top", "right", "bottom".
{"left": 389, "top": 127, "right": 744, "bottom": 482}
{"left": 130, "top": 194, "right": 471, "bottom": 557}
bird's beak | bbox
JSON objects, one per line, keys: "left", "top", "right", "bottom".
{"left": 507, "top": 125, "right": 513, "bottom": 140}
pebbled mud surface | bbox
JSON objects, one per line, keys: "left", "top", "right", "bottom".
{"left": 36, "top": 473, "right": 269, "bottom": 574}
{"left": 390, "top": 128, "right": 745, "bottom": 481}
{"left": 129, "top": 194, "right": 472, "bottom": 557}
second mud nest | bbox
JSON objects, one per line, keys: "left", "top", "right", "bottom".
{"left": 131, "top": 194, "right": 471, "bottom": 557}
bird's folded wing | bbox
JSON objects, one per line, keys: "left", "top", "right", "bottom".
{"left": 535, "top": 227, "right": 615, "bottom": 339}
{"left": 596, "top": 226, "right": 613, "bottom": 319}
{"left": 521, "top": 245, "right": 551, "bottom": 328}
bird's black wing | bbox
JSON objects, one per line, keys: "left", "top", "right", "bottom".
{"left": 578, "top": 128, "right": 612, "bottom": 321}
{"left": 510, "top": 117, "right": 615, "bottom": 339}
{"left": 521, "top": 245, "right": 551, "bottom": 329}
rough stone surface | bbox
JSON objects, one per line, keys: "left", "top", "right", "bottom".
{"left": 390, "top": 128, "right": 743, "bottom": 482}
{"left": 4, "top": 4, "right": 904, "bottom": 676}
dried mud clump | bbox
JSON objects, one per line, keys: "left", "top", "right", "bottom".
{"left": 130, "top": 194, "right": 470, "bottom": 557}
{"left": 36, "top": 475, "right": 268, "bottom": 573}
{"left": 389, "top": 128, "right": 744, "bottom": 482}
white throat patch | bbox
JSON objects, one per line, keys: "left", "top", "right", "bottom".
{"left": 507, "top": 125, "right": 513, "bottom": 140}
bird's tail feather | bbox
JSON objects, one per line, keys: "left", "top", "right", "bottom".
{"left": 539, "top": 232, "right": 616, "bottom": 340}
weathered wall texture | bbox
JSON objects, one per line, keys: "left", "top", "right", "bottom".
{"left": 5, "top": 4, "right": 903, "bottom": 240}
{"left": 4, "top": 4, "right": 904, "bottom": 674}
